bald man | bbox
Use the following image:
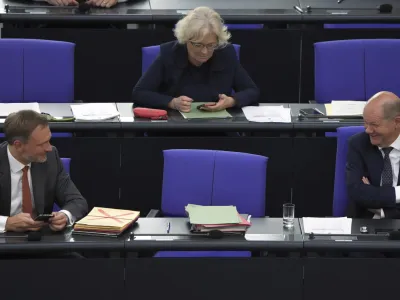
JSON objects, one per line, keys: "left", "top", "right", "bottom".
{"left": 346, "top": 91, "right": 400, "bottom": 218}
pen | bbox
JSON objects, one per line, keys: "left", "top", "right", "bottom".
{"left": 166, "top": 221, "right": 171, "bottom": 234}
{"left": 293, "top": 5, "right": 304, "bottom": 13}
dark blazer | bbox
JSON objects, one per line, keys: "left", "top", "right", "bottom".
{"left": 132, "top": 41, "right": 259, "bottom": 109}
{"left": 0, "top": 142, "right": 88, "bottom": 221}
{"left": 346, "top": 132, "right": 400, "bottom": 218}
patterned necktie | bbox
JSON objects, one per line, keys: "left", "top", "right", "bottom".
{"left": 22, "top": 166, "right": 33, "bottom": 215}
{"left": 381, "top": 147, "right": 394, "bottom": 186}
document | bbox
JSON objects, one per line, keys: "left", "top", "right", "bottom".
{"left": 70, "top": 103, "right": 120, "bottom": 121}
{"left": 303, "top": 217, "right": 352, "bottom": 234}
{"left": 242, "top": 106, "right": 291, "bottom": 123}
{"left": 0, "top": 102, "right": 40, "bottom": 118}
{"left": 325, "top": 101, "right": 366, "bottom": 116}
{"left": 180, "top": 102, "right": 232, "bottom": 119}
{"left": 185, "top": 204, "right": 240, "bottom": 225}
{"left": 74, "top": 207, "right": 140, "bottom": 235}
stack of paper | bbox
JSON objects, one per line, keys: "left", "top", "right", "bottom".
{"left": 73, "top": 207, "right": 140, "bottom": 236}
{"left": 0, "top": 103, "right": 41, "bottom": 122}
{"left": 70, "top": 103, "right": 120, "bottom": 121}
{"left": 303, "top": 217, "right": 352, "bottom": 234}
{"left": 180, "top": 102, "right": 232, "bottom": 119}
{"left": 242, "top": 105, "right": 291, "bottom": 123}
{"left": 185, "top": 204, "right": 251, "bottom": 232}
{"left": 325, "top": 101, "right": 366, "bottom": 116}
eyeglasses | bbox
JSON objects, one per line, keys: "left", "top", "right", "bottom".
{"left": 189, "top": 41, "right": 218, "bottom": 51}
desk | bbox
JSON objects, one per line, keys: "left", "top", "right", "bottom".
{"left": 300, "top": 0, "right": 400, "bottom": 23}
{"left": 125, "top": 217, "right": 304, "bottom": 300}
{"left": 0, "top": 227, "right": 125, "bottom": 299}
{"left": 301, "top": 218, "right": 400, "bottom": 300}
{"left": 117, "top": 103, "right": 294, "bottom": 216}
{"left": 289, "top": 103, "right": 362, "bottom": 217}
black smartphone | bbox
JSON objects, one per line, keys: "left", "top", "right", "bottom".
{"left": 299, "top": 108, "right": 325, "bottom": 116}
{"left": 34, "top": 214, "right": 54, "bottom": 222}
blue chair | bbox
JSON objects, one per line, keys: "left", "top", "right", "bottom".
{"left": 324, "top": 24, "right": 400, "bottom": 29}
{"left": 0, "top": 39, "right": 75, "bottom": 138}
{"left": 333, "top": 126, "right": 364, "bottom": 217}
{"left": 226, "top": 24, "right": 264, "bottom": 30}
{"left": 155, "top": 149, "right": 268, "bottom": 257}
{"left": 142, "top": 44, "right": 241, "bottom": 74}
{"left": 314, "top": 39, "right": 400, "bottom": 103}
{"left": 53, "top": 157, "right": 71, "bottom": 212}
{"left": 0, "top": 39, "right": 75, "bottom": 103}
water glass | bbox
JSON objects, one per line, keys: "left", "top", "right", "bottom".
{"left": 283, "top": 203, "right": 295, "bottom": 228}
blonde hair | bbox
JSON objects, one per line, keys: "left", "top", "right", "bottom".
{"left": 173, "top": 7, "right": 231, "bottom": 47}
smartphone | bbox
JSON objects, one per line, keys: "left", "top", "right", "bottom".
{"left": 34, "top": 214, "right": 54, "bottom": 222}
{"left": 299, "top": 108, "right": 325, "bottom": 116}
{"left": 197, "top": 103, "right": 216, "bottom": 111}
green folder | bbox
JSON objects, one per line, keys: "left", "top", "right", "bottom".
{"left": 185, "top": 204, "right": 240, "bottom": 225}
{"left": 180, "top": 102, "right": 232, "bottom": 119}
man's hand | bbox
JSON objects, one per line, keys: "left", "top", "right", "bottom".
{"left": 168, "top": 96, "right": 193, "bottom": 112}
{"left": 46, "top": 0, "right": 78, "bottom": 6}
{"left": 49, "top": 212, "right": 68, "bottom": 232}
{"left": 87, "top": 0, "right": 118, "bottom": 8}
{"left": 5, "top": 213, "right": 44, "bottom": 232}
{"left": 362, "top": 176, "right": 370, "bottom": 185}
{"left": 200, "top": 94, "right": 236, "bottom": 112}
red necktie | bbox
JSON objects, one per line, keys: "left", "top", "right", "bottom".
{"left": 22, "top": 166, "right": 33, "bottom": 215}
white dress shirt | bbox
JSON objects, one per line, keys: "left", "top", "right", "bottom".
{"left": 369, "top": 134, "right": 400, "bottom": 218}
{"left": 0, "top": 146, "right": 73, "bottom": 232}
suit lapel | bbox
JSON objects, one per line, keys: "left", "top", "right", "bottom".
{"left": 0, "top": 143, "right": 11, "bottom": 216}
{"left": 369, "top": 146, "right": 384, "bottom": 185}
{"left": 31, "top": 162, "right": 45, "bottom": 215}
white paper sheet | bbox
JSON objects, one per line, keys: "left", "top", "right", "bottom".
{"left": 303, "top": 217, "right": 352, "bottom": 234}
{"left": 0, "top": 102, "right": 40, "bottom": 117}
{"left": 330, "top": 101, "right": 366, "bottom": 116}
{"left": 70, "top": 103, "right": 119, "bottom": 121}
{"left": 242, "top": 106, "right": 291, "bottom": 123}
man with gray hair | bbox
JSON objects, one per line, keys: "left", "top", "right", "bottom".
{"left": 347, "top": 91, "right": 400, "bottom": 218}
{"left": 0, "top": 110, "right": 88, "bottom": 232}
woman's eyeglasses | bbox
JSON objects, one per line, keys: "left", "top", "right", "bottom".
{"left": 190, "top": 41, "right": 218, "bottom": 51}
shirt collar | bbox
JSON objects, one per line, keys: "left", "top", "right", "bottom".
{"left": 379, "top": 133, "right": 400, "bottom": 152}
{"left": 7, "top": 145, "right": 31, "bottom": 174}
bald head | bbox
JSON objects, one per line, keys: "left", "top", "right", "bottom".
{"left": 365, "top": 91, "right": 400, "bottom": 120}
{"left": 364, "top": 91, "right": 400, "bottom": 147}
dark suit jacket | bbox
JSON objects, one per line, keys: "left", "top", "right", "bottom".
{"left": 132, "top": 41, "right": 259, "bottom": 109}
{"left": 0, "top": 142, "right": 88, "bottom": 221}
{"left": 346, "top": 132, "right": 400, "bottom": 218}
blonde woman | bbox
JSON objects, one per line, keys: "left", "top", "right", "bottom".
{"left": 132, "top": 6, "right": 259, "bottom": 112}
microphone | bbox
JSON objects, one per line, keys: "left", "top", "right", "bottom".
{"left": 0, "top": 231, "right": 42, "bottom": 241}
{"left": 27, "top": 231, "right": 42, "bottom": 241}
{"left": 377, "top": 4, "right": 393, "bottom": 13}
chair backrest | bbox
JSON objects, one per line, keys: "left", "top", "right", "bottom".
{"left": 226, "top": 24, "right": 263, "bottom": 30}
{"left": 142, "top": 44, "right": 241, "bottom": 74}
{"left": 324, "top": 24, "right": 400, "bottom": 29}
{"left": 53, "top": 157, "right": 71, "bottom": 212}
{"left": 333, "top": 126, "right": 365, "bottom": 217}
{"left": 161, "top": 149, "right": 268, "bottom": 217}
{"left": 0, "top": 39, "right": 75, "bottom": 103}
{"left": 314, "top": 39, "right": 400, "bottom": 103}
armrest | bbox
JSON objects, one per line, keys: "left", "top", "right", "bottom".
{"left": 146, "top": 209, "right": 161, "bottom": 218}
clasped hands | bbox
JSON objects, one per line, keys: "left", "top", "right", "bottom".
{"left": 5, "top": 212, "right": 68, "bottom": 232}
{"left": 46, "top": 0, "right": 117, "bottom": 8}
{"left": 169, "top": 94, "right": 236, "bottom": 113}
